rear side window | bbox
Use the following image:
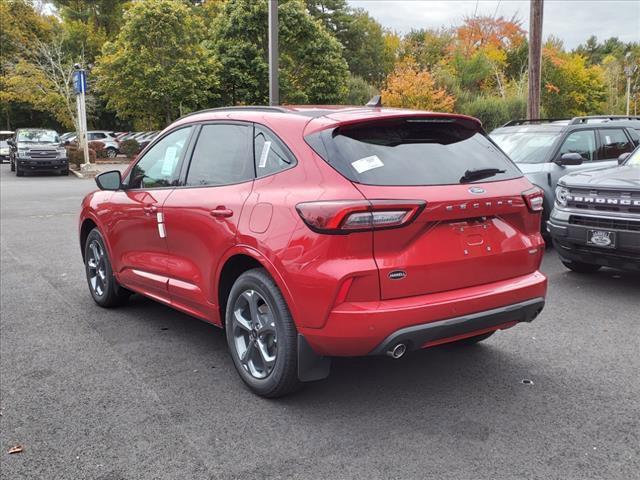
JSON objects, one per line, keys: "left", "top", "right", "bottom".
{"left": 185, "top": 124, "right": 253, "bottom": 186}
{"left": 306, "top": 118, "right": 521, "bottom": 186}
{"left": 598, "top": 128, "right": 634, "bottom": 160}
{"left": 254, "top": 126, "right": 295, "bottom": 178}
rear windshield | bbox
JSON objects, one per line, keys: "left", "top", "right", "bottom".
{"left": 306, "top": 118, "right": 521, "bottom": 186}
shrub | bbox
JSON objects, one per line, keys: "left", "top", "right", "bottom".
{"left": 88, "top": 140, "right": 107, "bottom": 158}
{"left": 343, "top": 75, "right": 378, "bottom": 106}
{"left": 458, "top": 96, "right": 509, "bottom": 131}
{"left": 119, "top": 139, "right": 140, "bottom": 158}
{"left": 66, "top": 146, "right": 96, "bottom": 168}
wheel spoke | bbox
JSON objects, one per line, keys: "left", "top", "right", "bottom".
{"left": 240, "top": 341, "right": 254, "bottom": 365}
{"left": 257, "top": 312, "right": 275, "bottom": 335}
{"left": 256, "top": 339, "right": 276, "bottom": 369}
{"left": 233, "top": 309, "right": 252, "bottom": 332}
{"left": 242, "top": 290, "right": 260, "bottom": 325}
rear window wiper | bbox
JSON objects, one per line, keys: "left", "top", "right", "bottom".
{"left": 460, "top": 167, "right": 506, "bottom": 183}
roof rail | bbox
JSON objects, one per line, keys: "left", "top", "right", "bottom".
{"left": 177, "top": 105, "right": 290, "bottom": 121}
{"left": 501, "top": 118, "right": 568, "bottom": 127}
{"left": 569, "top": 115, "right": 640, "bottom": 124}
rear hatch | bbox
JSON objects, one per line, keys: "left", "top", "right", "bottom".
{"left": 306, "top": 115, "right": 544, "bottom": 300}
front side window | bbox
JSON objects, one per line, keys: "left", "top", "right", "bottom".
{"left": 254, "top": 126, "right": 295, "bottom": 177}
{"left": 558, "top": 130, "right": 596, "bottom": 161}
{"left": 598, "top": 129, "right": 634, "bottom": 160}
{"left": 127, "top": 127, "right": 192, "bottom": 189}
{"left": 185, "top": 124, "right": 253, "bottom": 186}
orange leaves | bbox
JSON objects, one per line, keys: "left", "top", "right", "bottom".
{"left": 545, "top": 83, "right": 560, "bottom": 94}
{"left": 381, "top": 58, "right": 455, "bottom": 112}
{"left": 456, "top": 15, "right": 525, "bottom": 56}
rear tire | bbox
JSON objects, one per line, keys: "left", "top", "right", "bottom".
{"left": 10, "top": 161, "right": 15, "bottom": 172}
{"left": 84, "top": 228, "right": 130, "bottom": 307}
{"left": 106, "top": 147, "right": 117, "bottom": 158}
{"left": 225, "top": 268, "right": 301, "bottom": 398}
{"left": 561, "top": 260, "right": 601, "bottom": 273}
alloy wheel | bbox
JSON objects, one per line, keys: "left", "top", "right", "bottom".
{"left": 231, "top": 289, "right": 277, "bottom": 379}
{"left": 87, "top": 240, "right": 107, "bottom": 297}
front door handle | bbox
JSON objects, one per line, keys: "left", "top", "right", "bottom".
{"left": 210, "top": 207, "right": 233, "bottom": 218}
{"left": 143, "top": 205, "right": 158, "bottom": 215}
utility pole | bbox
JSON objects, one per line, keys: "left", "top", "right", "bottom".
{"left": 268, "top": 0, "right": 279, "bottom": 106}
{"left": 73, "top": 64, "right": 90, "bottom": 166}
{"left": 624, "top": 52, "right": 637, "bottom": 116}
{"left": 527, "top": 0, "right": 543, "bottom": 119}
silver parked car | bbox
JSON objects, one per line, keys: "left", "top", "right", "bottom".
{"left": 490, "top": 116, "right": 640, "bottom": 231}
{"left": 64, "top": 130, "right": 120, "bottom": 158}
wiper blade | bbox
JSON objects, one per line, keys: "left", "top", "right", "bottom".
{"left": 460, "top": 167, "right": 506, "bottom": 183}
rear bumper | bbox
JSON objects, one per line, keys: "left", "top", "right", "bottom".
{"left": 299, "top": 271, "right": 547, "bottom": 356}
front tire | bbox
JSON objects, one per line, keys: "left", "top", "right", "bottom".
{"left": 561, "top": 260, "right": 601, "bottom": 273}
{"left": 10, "top": 161, "right": 15, "bottom": 172}
{"left": 16, "top": 165, "right": 23, "bottom": 176}
{"left": 84, "top": 228, "right": 129, "bottom": 307}
{"left": 225, "top": 268, "right": 300, "bottom": 398}
{"left": 106, "top": 147, "right": 117, "bottom": 159}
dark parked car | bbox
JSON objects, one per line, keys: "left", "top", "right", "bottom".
{"left": 8, "top": 128, "right": 69, "bottom": 176}
{"left": 491, "top": 116, "right": 640, "bottom": 231}
{"left": 549, "top": 145, "right": 640, "bottom": 272}
{"left": 79, "top": 105, "right": 547, "bottom": 397}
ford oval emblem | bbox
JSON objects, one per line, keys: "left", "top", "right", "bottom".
{"left": 468, "top": 187, "right": 485, "bottom": 194}
{"left": 388, "top": 270, "right": 407, "bottom": 280}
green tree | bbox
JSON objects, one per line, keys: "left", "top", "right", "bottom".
{"left": 94, "top": 0, "right": 217, "bottom": 128}
{"left": 306, "top": 1, "right": 394, "bottom": 85}
{"left": 212, "top": 0, "right": 348, "bottom": 105}
{"left": 541, "top": 46, "right": 607, "bottom": 117}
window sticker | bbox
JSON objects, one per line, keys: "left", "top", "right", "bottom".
{"left": 161, "top": 146, "right": 178, "bottom": 175}
{"left": 605, "top": 135, "right": 612, "bottom": 145}
{"left": 351, "top": 155, "right": 384, "bottom": 174}
{"left": 258, "top": 141, "right": 272, "bottom": 168}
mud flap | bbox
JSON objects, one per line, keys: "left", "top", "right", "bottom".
{"left": 297, "top": 334, "right": 331, "bottom": 382}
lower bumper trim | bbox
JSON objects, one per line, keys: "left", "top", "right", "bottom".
{"left": 369, "top": 297, "right": 545, "bottom": 356}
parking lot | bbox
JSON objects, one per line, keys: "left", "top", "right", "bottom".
{"left": 0, "top": 165, "right": 638, "bottom": 479}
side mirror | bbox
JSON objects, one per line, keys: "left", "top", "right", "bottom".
{"left": 6, "top": 139, "right": 14, "bottom": 147}
{"left": 95, "top": 170, "right": 122, "bottom": 191}
{"left": 555, "top": 152, "right": 584, "bottom": 166}
{"left": 618, "top": 152, "right": 631, "bottom": 165}
{"left": 64, "top": 140, "right": 71, "bottom": 146}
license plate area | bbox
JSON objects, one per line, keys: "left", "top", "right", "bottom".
{"left": 587, "top": 229, "right": 616, "bottom": 249}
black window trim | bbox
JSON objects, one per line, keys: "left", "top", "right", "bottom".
{"left": 123, "top": 124, "right": 196, "bottom": 191}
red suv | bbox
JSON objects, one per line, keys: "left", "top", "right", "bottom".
{"left": 79, "top": 106, "right": 547, "bottom": 397}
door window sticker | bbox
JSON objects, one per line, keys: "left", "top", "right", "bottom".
{"left": 161, "top": 146, "right": 178, "bottom": 175}
{"left": 258, "top": 141, "right": 272, "bottom": 168}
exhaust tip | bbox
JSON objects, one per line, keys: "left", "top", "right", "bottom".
{"left": 387, "top": 343, "right": 407, "bottom": 359}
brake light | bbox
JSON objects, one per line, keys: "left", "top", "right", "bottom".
{"left": 522, "top": 187, "right": 544, "bottom": 213}
{"left": 296, "top": 199, "right": 426, "bottom": 234}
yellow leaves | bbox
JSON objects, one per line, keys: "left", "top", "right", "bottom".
{"left": 381, "top": 58, "right": 455, "bottom": 112}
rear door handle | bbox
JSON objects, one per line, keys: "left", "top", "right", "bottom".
{"left": 210, "top": 207, "right": 233, "bottom": 218}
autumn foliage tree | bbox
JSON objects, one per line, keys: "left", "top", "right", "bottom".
{"left": 381, "top": 58, "right": 455, "bottom": 112}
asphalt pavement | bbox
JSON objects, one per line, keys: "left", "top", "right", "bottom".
{"left": 1, "top": 164, "right": 638, "bottom": 480}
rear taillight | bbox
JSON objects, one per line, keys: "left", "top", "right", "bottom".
{"left": 296, "top": 199, "right": 426, "bottom": 234}
{"left": 522, "top": 187, "right": 544, "bottom": 213}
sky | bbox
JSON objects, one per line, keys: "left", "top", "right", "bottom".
{"left": 348, "top": 0, "right": 640, "bottom": 49}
